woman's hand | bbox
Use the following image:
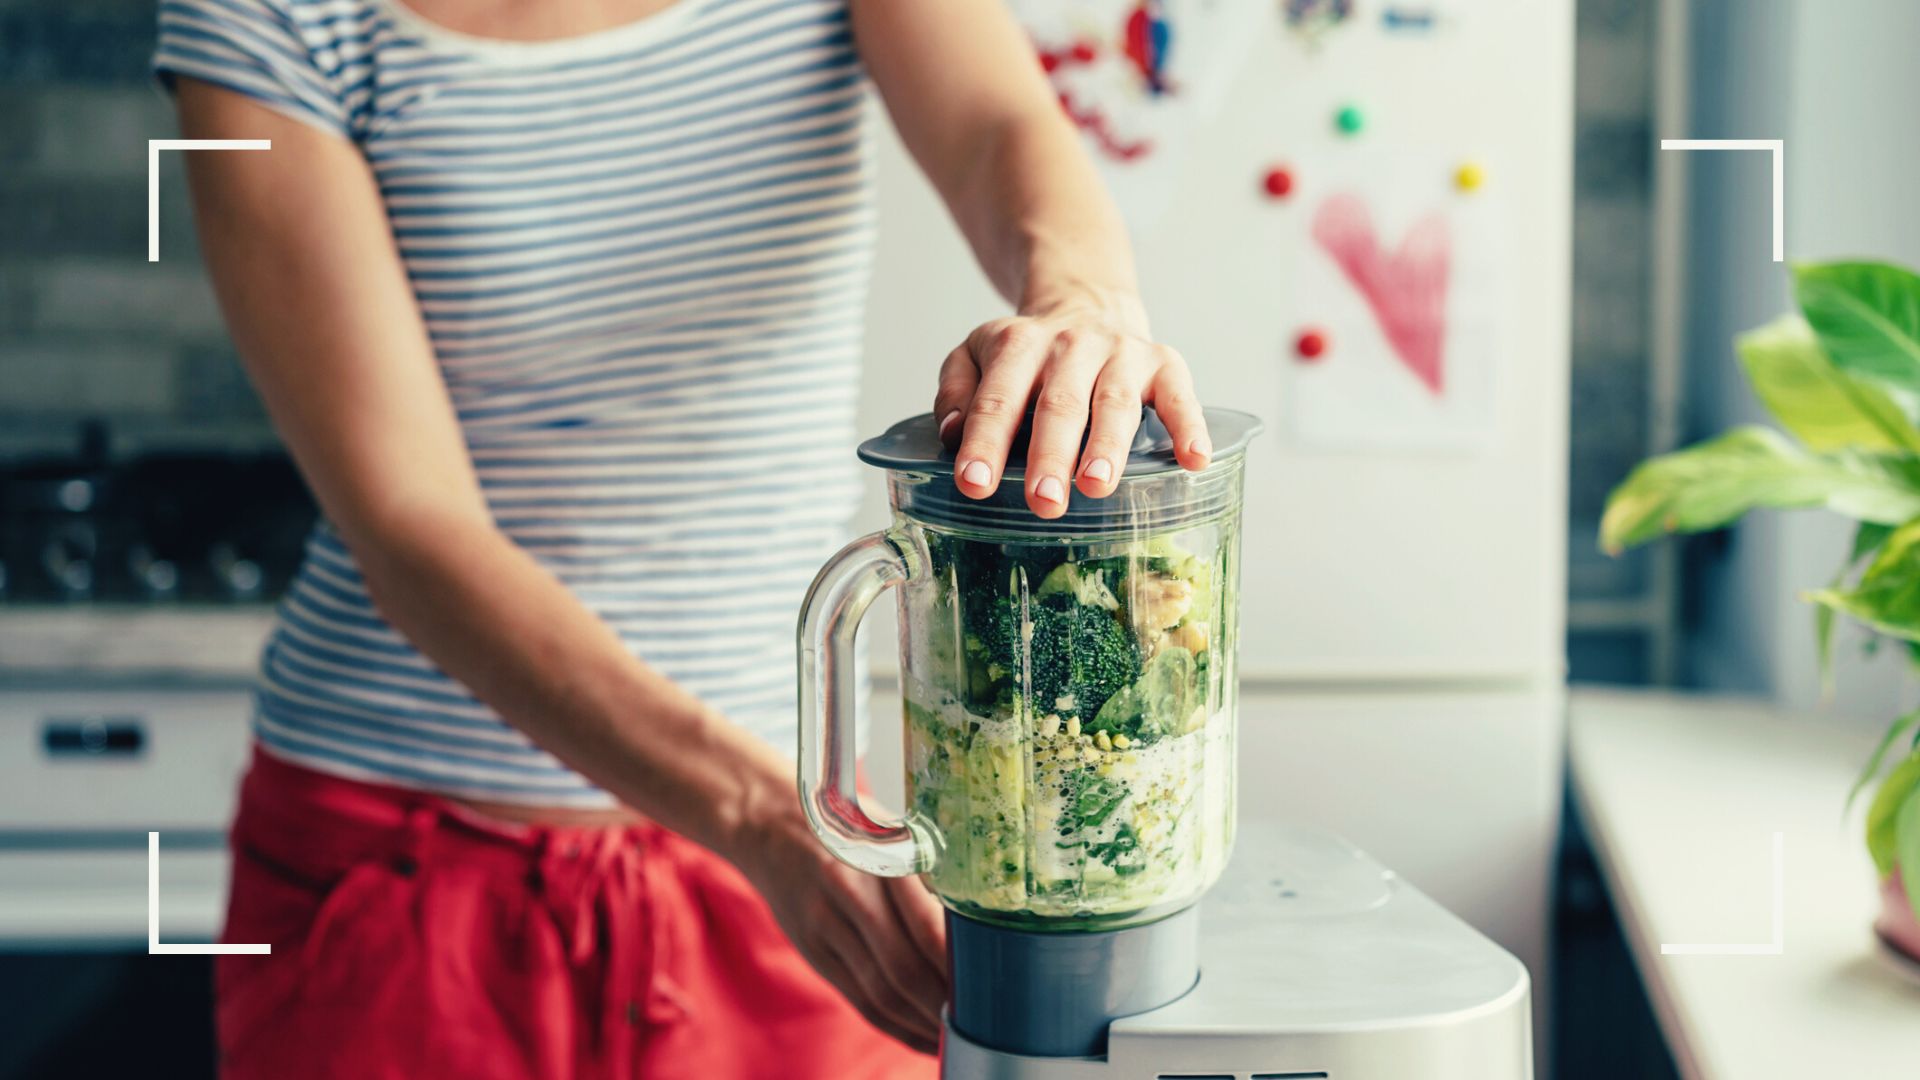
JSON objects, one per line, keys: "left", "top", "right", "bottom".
{"left": 934, "top": 294, "right": 1212, "bottom": 519}
{"left": 733, "top": 802, "right": 948, "bottom": 1055}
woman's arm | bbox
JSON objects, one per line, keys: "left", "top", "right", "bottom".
{"left": 853, "top": 0, "right": 1212, "bottom": 519}
{"left": 174, "top": 81, "right": 945, "bottom": 1053}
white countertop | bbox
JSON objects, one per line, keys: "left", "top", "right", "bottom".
{"left": 0, "top": 847, "right": 229, "bottom": 948}
{"left": 0, "top": 608, "right": 272, "bottom": 683}
{"left": 1569, "top": 688, "right": 1920, "bottom": 1079}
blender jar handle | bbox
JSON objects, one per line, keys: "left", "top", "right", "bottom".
{"left": 797, "top": 529, "right": 935, "bottom": 877}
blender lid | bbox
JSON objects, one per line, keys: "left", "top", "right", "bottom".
{"left": 857, "top": 405, "right": 1262, "bottom": 479}
{"left": 856, "top": 405, "right": 1262, "bottom": 536}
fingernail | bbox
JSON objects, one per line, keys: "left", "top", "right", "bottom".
{"left": 1082, "top": 458, "right": 1112, "bottom": 483}
{"left": 937, "top": 410, "right": 962, "bottom": 439}
{"left": 960, "top": 460, "right": 991, "bottom": 488}
{"left": 1187, "top": 437, "right": 1212, "bottom": 459}
{"left": 1035, "top": 476, "right": 1064, "bottom": 503}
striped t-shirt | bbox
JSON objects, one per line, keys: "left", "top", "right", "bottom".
{"left": 155, "top": 0, "right": 875, "bottom": 806}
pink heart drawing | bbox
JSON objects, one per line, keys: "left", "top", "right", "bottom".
{"left": 1310, "top": 192, "right": 1452, "bottom": 396}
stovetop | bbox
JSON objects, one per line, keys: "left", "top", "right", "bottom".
{"left": 0, "top": 426, "right": 316, "bottom": 607}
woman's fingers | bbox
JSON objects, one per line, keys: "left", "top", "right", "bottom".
{"left": 1075, "top": 343, "right": 1149, "bottom": 498}
{"left": 1146, "top": 346, "right": 1211, "bottom": 470}
{"left": 1022, "top": 330, "right": 1107, "bottom": 518}
{"left": 822, "top": 899, "right": 943, "bottom": 1052}
{"left": 838, "top": 875, "right": 947, "bottom": 1030}
{"left": 944, "top": 319, "right": 1206, "bottom": 504}
{"left": 818, "top": 867, "right": 944, "bottom": 1032}
{"left": 932, "top": 344, "right": 979, "bottom": 447}
{"left": 813, "top": 928, "right": 939, "bottom": 1054}
{"left": 886, "top": 874, "right": 949, "bottom": 978}
{"left": 953, "top": 322, "right": 1049, "bottom": 498}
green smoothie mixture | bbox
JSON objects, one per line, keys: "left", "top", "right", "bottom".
{"left": 899, "top": 529, "right": 1236, "bottom": 928}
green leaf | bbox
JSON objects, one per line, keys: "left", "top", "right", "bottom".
{"left": 1867, "top": 749, "right": 1920, "bottom": 876}
{"left": 1793, "top": 261, "right": 1920, "bottom": 401}
{"left": 1092, "top": 646, "right": 1196, "bottom": 741}
{"left": 1817, "top": 521, "right": 1899, "bottom": 689}
{"left": 1598, "top": 427, "right": 1920, "bottom": 555}
{"left": 1851, "top": 521, "right": 1898, "bottom": 563}
{"left": 1848, "top": 708, "right": 1920, "bottom": 812}
{"left": 1738, "top": 315, "right": 1920, "bottom": 452}
{"left": 1898, "top": 791, "right": 1920, "bottom": 921}
{"left": 1808, "top": 518, "right": 1920, "bottom": 643}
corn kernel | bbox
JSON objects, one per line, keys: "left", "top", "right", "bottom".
{"left": 1065, "top": 717, "right": 1082, "bottom": 738}
{"left": 1112, "top": 733, "right": 1131, "bottom": 750}
{"left": 1094, "top": 730, "right": 1113, "bottom": 751}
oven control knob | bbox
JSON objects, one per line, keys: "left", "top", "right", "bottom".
{"left": 210, "top": 543, "right": 264, "bottom": 599}
{"left": 129, "top": 546, "right": 180, "bottom": 598}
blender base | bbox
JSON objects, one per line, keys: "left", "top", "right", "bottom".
{"left": 939, "top": 825, "right": 1532, "bottom": 1080}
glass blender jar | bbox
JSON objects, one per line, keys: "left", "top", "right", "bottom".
{"left": 797, "top": 405, "right": 1260, "bottom": 1056}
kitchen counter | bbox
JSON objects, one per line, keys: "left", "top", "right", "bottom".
{"left": 1569, "top": 688, "right": 1920, "bottom": 1079}
{"left": 0, "top": 607, "right": 272, "bottom": 684}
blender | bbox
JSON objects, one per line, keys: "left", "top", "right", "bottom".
{"left": 798, "top": 407, "right": 1533, "bottom": 1079}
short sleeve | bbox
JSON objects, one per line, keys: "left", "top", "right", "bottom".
{"left": 154, "top": 0, "right": 352, "bottom": 140}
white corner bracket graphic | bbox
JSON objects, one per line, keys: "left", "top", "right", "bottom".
{"left": 1659, "top": 831, "right": 1785, "bottom": 957}
{"left": 149, "top": 832, "right": 270, "bottom": 955}
{"left": 1658, "top": 138, "right": 1784, "bottom": 262}
{"left": 147, "top": 138, "right": 272, "bottom": 262}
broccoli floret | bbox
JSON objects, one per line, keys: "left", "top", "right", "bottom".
{"left": 1028, "top": 594, "right": 1141, "bottom": 721}
{"left": 952, "top": 580, "right": 1142, "bottom": 720}
{"left": 926, "top": 537, "right": 1138, "bottom": 716}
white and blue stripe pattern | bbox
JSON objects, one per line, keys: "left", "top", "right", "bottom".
{"left": 156, "top": 0, "right": 873, "bottom": 805}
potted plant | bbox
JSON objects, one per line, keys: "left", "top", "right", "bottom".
{"left": 1600, "top": 259, "right": 1920, "bottom": 964}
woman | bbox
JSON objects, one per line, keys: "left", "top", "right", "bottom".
{"left": 156, "top": 0, "right": 1210, "bottom": 1076}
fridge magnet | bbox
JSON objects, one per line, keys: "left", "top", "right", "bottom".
{"left": 1379, "top": 2, "right": 1464, "bottom": 35}
{"left": 1261, "top": 164, "right": 1297, "bottom": 199}
{"left": 1277, "top": 149, "right": 1503, "bottom": 450}
{"left": 1281, "top": 0, "right": 1353, "bottom": 49}
{"left": 1012, "top": 0, "right": 1263, "bottom": 228}
{"left": 1333, "top": 102, "right": 1366, "bottom": 137}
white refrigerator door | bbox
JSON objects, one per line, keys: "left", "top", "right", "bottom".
{"left": 858, "top": 0, "right": 1572, "bottom": 685}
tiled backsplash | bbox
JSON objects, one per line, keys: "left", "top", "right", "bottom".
{"left": 0, "top": 0, "right": 275, "bottom": 461}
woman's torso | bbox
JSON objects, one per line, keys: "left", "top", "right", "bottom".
{"left": 157, "top": 0, "right": 875, "bottom": 809}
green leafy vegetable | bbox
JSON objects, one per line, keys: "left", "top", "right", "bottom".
{"left": 1088, "top": 822, "right": 1145, "bottom": 875}
{"left": 1093, "top": 646, "right": 1198, "bottom": 742}
{"left": 1062, "top": 777, "right": 1127, "bottom": 834}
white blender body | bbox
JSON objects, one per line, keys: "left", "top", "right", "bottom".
{"left": 941, "top": 825, "right": 1532, "bottom": 1080}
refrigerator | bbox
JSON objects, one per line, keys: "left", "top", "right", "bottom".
{"left": 857, "top": 0, "right": 1572, "bottom": 1050}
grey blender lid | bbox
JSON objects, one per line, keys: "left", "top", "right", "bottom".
{"left": 858, "top": 405, "right": 1260, "bottom": 479}
{"left": 856, "top": 405, "right": 1262, "bottom": 537}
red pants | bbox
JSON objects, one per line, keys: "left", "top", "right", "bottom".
{"left": 217, "top": 748, "right": 936, "bottom": 1080}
